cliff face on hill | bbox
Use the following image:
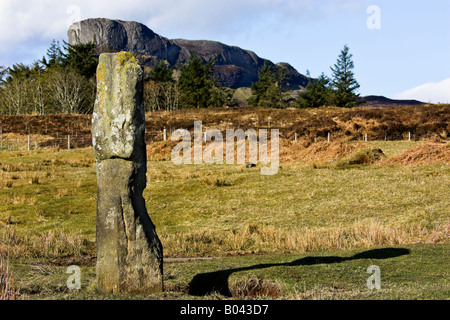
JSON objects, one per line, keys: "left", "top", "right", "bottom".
{"left": 68, "top": 18, "right": 309, "bottom": 89}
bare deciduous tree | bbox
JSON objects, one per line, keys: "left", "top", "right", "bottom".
{"left": 1, "top": 76, "right": 29, "bottom": 115}
{"left": 144, "top": 81, "right": 180, "bottom": 112}
{"left": 47, "top": 70, "right": 86, "bottom": 114}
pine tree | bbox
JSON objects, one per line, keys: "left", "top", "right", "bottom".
{"left": 148, "top": 61, "right": 173, "bottom": 82}
{"left": 249, "top": 62, "right": 288, "bottom": 108}
{"left": 178, "top": 55, "right": 217, "bottom": 109}
{"left": 63, "top": 42, "right": 99, "bottom": 78}
{"left": 330, "top": 45, "right": 360, "bottom": 108}
{"left": 297, "top": 73, "right": 332, "bottom": 108}
{"left": 42, "top": 39, "right": 65, "bottom": 69}
{"left": 0, "top": 66, "right": 6, "bottom": 84}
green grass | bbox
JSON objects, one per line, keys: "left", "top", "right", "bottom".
{"left": 0, "top": 148, "right": 97, "bottom": 236}
{"left": 365, "top": 140, "right": 424, "bottom": 157}
{"left": 8, "top": 244, "right": 449, "bottom": 300}
{"left": 0, "top": 140, "right": 448, "bottom": 299}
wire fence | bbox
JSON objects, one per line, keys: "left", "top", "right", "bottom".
{"left": 0, "top": 128, "right": 433, "bottom": 152}
{"left": 0, "top": 132, "right": 166, "bottom": 151}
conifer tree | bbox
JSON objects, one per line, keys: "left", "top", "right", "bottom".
{"left": 330, "top": 45, "right": 360, "bottom": 108}
{"left": 178, "top": 55, "right": 217, "bottom": 109}
{"left": 63, "top": 42, "right": 99, "bottom": 79}
{"left": 42, "top": 39, "right": 65, "bottom": 69}
{"left": 148, "top": 61, "right": 173, "bottom": 82}
{"left": 297, "top": 73, "right": 332, "bottom": 108}
{"left": 249, "top": 62, "right": 288, "bottom": 108}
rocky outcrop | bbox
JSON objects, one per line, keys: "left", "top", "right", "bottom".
{"left": 171, "top": 38, "right": 269, "bottom": 88}
{"left": 68, "top": 18, "right": 309, "bottom": 89}
{"left": 69, "top": 18, "right": 181, "bottom": 65}
{"left": 276, "top": 62, "right": 310, "bottom": 89}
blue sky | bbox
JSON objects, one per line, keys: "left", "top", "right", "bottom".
{"left": 1, "top": 0, "right": 449, "bottom": 102}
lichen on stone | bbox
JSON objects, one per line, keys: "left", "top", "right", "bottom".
{"left": 92, "top": 51, "right": 144, "bottom": 161}
{"left": 92, "top": 51, "right": 163, "bottom": 294}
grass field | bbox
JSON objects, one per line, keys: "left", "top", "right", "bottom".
{"left": 0, "top": 138, "right": 449, "bottom": 300}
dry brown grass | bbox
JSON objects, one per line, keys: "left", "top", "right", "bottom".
{"left": 230, "top": 276, "right": 282, "bottom": 298}
{"left": 0, "top": 173, "right": 13, "bottom": 189}
{"left": 0, "top": 256, "right": 18, "bottom": 300}
{"left": 3, "top": 194, "right": 27, "bottom": 205}
{"left": 1, "top": 105, "right": 449, "bottom": 150}
{"left": 280, "top": 139, "right": 367, "bottom": 163}
{"left": 146, "top": 135, "right": 450, "bottom": 167}
{"left": 0, "top": 226, "right": 93, "bottom": 259}
{"left": 146, "top": 135, "right": 372, "bottom": 165}
{"left": 159, "top": 219, "right": 446, "bottom": 257}
{"left": 55, "top": 188, "right": 70, "bottom": 198}
{"left": 0, "top": 226, "right": 18, "bottom": 300}
{"left": 382, "top": 142, "right": 450, "bottom": 166}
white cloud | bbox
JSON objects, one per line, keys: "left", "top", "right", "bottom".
{"left": 0, "top": 0, "right": 360, "bottom": 67}
{"left": 393, "top": 78, "right": 450, "bottom": 104}
{"left": 0, "top": 0, "right": 360, "bottom": 51}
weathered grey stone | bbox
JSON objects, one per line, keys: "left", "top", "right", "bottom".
{"left": 92, "top": 52, "right": 163, "bottom": 294}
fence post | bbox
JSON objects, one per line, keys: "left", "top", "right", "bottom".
{"left": 163, "top": 128, "right": 167, "bottom": 141}
{"left": 408, "top": 131, "right": 411, "bottom": 141}
{"left": 365, "top": 133, "right": 368, "bottom": 142}
{"left": 68, "top": 135, "right": 71, "bottom": 150}
{"left": 294, "top": 132, "right": 297, "bottom": 142}
{"left": 328, "top": 132, "right": 331, "bottom": 143}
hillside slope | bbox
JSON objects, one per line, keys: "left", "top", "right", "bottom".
{"left": 0, "top": 105, "right": 448, "bottom": 147}
{"left": 68, "top": 18, "right": 309, "bottom": 89}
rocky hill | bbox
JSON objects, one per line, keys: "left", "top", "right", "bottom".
{"left": 68, "top": 18, "right": 309, "bottom": 89}
{"left": 358, "top": 95, "right": 425, "bottom": 108}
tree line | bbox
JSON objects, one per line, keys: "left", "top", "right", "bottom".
{"left": 0, "top": 40, "right": 98, "bottom": 115}
{"left": 0, "top": 41, "right": 360, "bottom": 115}
{"left": 251, "top": 44, "right": 360, "bottom": 109}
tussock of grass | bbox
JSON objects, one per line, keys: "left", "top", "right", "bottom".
{"left": 202, "top": 175, "right": 232, "bottom": 187}
{"left": 0, "top": 108, "right": 449, "bottom": 300}
{"left": 146, "top": 137, "right": 448, "bottom": 168}
{"left": 1, "top": 144, "right": 448, "bottom": 260}
{"left": 382, "top": 142, "right": 450, "bottom": 166}
{"left": 159, "top": 219, "right": 446, "bottom": 257}
{"left": 229, "top": 276, "right": 282, "bottom": 298}
{"left": 336, "top": 148, "right": 385, "bottom": 167}
{"left": 0, "top": 226, "right": 94, "bottom": 259}
{"left": 0, "top": 256, "right": 18, "bottom": 300}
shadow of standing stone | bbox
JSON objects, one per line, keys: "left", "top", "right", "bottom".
{"left": 92, "top": 52, "right": 163, "bottom": 294}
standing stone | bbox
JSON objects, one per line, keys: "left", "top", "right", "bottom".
{"left": 92, "top": 52, "right": 163, "bottom": 294}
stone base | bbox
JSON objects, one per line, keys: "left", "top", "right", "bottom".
{"left": 95, "top": 158, "right": 163, "bottom": 294}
